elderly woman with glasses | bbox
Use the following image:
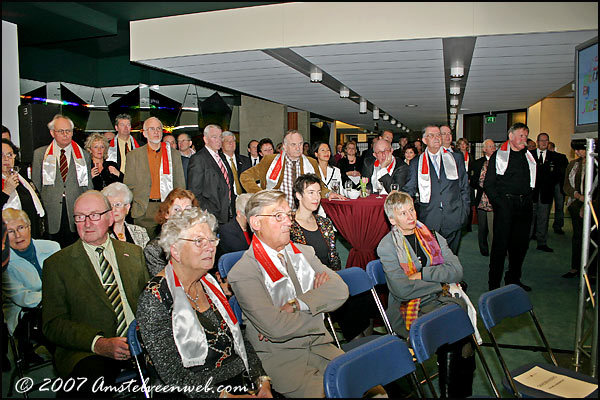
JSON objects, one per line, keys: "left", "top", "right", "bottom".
{"left": 84, "top": 133, "right": 122, "bottom": 190}
{"left": 2, "top": 208, "right": 59, "bottom": 364}
{"left": 144, "top": 188, "right": 199, "bottom": 276}
{"left": 2, "top": 139, "right": 48, "bottom": 239}
{"left": 136, "top": 207, "right": 272, "bottom": 398}
{"left": 100, "top": 182, "right": 149, "bottom": 248}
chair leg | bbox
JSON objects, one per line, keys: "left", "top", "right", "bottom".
{"left": 326, "top": 314, "right": 341, "bottom": 349}
{"left": 419, "top": 362, "right": 438, "bottom": 398}
{"left": 8, "top": 334, "right": 28, "bottom": 399}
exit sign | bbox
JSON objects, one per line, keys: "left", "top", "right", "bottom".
{"left": 486, "top": 116, "right": 496, "bottom": 123}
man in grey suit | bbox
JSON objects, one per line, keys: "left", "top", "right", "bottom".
{"left": 228, "top": 190, "right": 348, "bottom": 398}
{"left": 123, "top": 117, "right": 185, "bottom": 239}
{"left": 32, "top": 114, "right": 93, "bottom": 247}
{"left": 404, "top": 124, "right": 470, "bottom": 254}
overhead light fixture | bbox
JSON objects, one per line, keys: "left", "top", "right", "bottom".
{"left": 405, "top": 104, "right": 418, "bottom": 108}
{"left": 403, "top": 126, "right": 408, "bottom": 132}
{"left": 450, "top": 66, "right": 464, "bottom": 81}
{"left": 310, "top": 68, "right": 323, "bottom": 83}
{"left": 383, "top": 114, "right": 389, "bottom": 121}
{"left": 450, "top": 107, "right": 458, "bottom": 114}
{"left": 450, "top": 97, "right": 459, "bottom": 106}
{"left": 449, "top": 84, "right": 460, "bottom": 95}
{"left": 372, "top": 107, "right": 379, "bottom": 120}
{"left": 359, "top": 98, "right": 367, "bottom": 114}
{"left": 396, "top": 123, "right": 401, "bottom": 128}
{"left": 339, "top": 86, "right": 350, "bottom": 98}
{"left": 390, "top": 118, "right": 396, "bottom": 125}
{"left": 139, "top": 83, "right": 148, "bottom": 88}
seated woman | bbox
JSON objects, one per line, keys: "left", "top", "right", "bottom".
{"left": 144, "top": 188, "right": 198, "bottom": 276}
{"left": 2, "top": 139, "right": 48, "bottom": 239}
{"left": 217, "top": 193, "right": 253, "bottom": 256}
{"left": 101, "top": 182, "right": 150, "bottom": 248}
{"left": 377, "top": 191, "right": 475, "bottom": 398}
{"left": 2, "top": 208, "right": 59, "bottom": 364}
{"left": 84, "top": 133, "right": 122, "bottom": 190}
{"left": 136, "top": 207, "right": 272, "bottom": 398}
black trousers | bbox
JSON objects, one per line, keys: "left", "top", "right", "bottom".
{"left": 488, "top": 194, "right": 533, "bottom": 290}
{"left": 57, "top": 355, "right": 132, "bottom": 398}
{"left": 49, "top": 198, "right": 78, "bottom": 248}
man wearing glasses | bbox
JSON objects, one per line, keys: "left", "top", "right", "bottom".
{"left": 228, "top": 189, "right": 348, "bottom": 397}
{"left": 176, "top": 132, "right": 195, "bottom": 182}
{"left": 42, "top": 190, "right": 149, "bottom": 396}
{"left": 361, "top": 138, "right": 409, "bottom": 194}
{"left": 123, "top": 117, "right": 185, "bottom": 239}
{"left": 32, "top": 114, "right": 93, "bottom": 248}
{"left": 440, "top": 125, "right": 454, "bottom": 152}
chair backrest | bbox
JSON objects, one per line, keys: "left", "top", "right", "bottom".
{"left": 229, "top": 295, "right": 243, "bottom": 325}
{"left": 324, "top": 335, "right": 416, "bottom": 398}
{"left": 409, "top": 303, "right": 474, "bottom": 363}
{"left": 478, "top": 284, "right": 532, "bottom": 330}
{"left": 337, "top": 267, "right": 374, "bottom": 296}
{"left": 217, "top": 250, "right": 246, "bottom": 279}
{"left": 366, "top": 259, "right": 386, "bottom": 286}
{"left": 127, "top": 319, "right": 143, "bottom": 357}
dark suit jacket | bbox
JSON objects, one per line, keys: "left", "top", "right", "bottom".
{"left": 217, "top": 219, "right": 251, "bottom": 260}
{"left": 553, "top": 151, "right": 569, "bottom": 195}
{"left": 187, "top": 147, "right": 234, "bottom": 224}
{"left": 361, "top": 156, "right": 410, "bottom": 192}
{"left": 42, "top": 238, "right": 149, "bottom": 377}
{"left": 532, "top": 150, "right": 561, "bottom": 204}
{"left": 404, "top": 151, "right": 470, "bottom": 235}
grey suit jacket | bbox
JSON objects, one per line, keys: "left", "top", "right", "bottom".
{"left": 227, "top": 242, "right": 348, "bottom": 396}
{"left": 32, "top": 145, "right": 93, "bottom": 234}
{"left": 123, "top": 144, "right": 186, "bottom": 219}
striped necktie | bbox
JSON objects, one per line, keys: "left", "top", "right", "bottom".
{"left": 96, "top": 247, "right": 127, "bottom": 337}
{"left": 216, "top": 155, "right": 231, "bottom": 199}
{"left": 59, "top": 149, "right": 68, "bottom": 182}
{"left": 229, "top": 157, "right": 242, "bottom": 195}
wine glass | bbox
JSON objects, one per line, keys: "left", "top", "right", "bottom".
{"left": 390, "top": 183, "right": 399, "bottom": 193}
{"left": 330, "top": 179, "right": 340, "bottom": 195}
{"left": 9, "top": 166, "right": 20, "bottom": 176}
{"left": 375, "top": 180, "right": 383, "bottom": 198}
{"left": 344, "top": 180, "right": 353, "bottom": 196}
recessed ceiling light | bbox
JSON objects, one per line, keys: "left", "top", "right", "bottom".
{"left": 405, "top": 104, "right": 418, "bottom": 107}
{"left": 460, "top": 108, "right": 470, "bottom": 111}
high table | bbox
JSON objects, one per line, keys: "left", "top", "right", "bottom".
{"left": 321, "top": 195, "right": 391, "bottom": 269}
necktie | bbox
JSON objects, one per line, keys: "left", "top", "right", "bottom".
{"left": 540, "top": 151, "right": 544, "bottom": 164}
{"left": 229, "top": 157, "right": 242, "bottom": 195}
{"left": 431, "top": 154, "right": 440, "bottom": 178}
{"left": 253, "top": 158, "right": 257, "bottom": 166}
{"left": 217, "top": 156, "right": 231, "bottom": 199}
{"left": 59, "top": 149, "right": 68, "bottom": 182}
{"left": 96, "top": 247, "right": 127, "bottom": 337}
{"left": 125, "top": 142, "right": 130, "bottom": 154}
{"left": 277, "top": 253, "right": 302, "bottom": 295}
{"left": 291, "top": 160, "right": 298, "bottom": 183}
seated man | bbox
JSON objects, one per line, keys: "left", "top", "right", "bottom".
{"left": 227, "top": 189, "right": 349, "bottom": 398}
{"left": 361, "top": 137, "right": 409, "bottom": 194}
{"left": 42, "top": 190, "right": 149, "bottom": 396}
{"left": 377, "top": 191, "right": 476, "bottom": 398}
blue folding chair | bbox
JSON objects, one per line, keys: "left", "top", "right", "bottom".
{"left": 479, "top": 284, "right": 598, "bottom": 398}
{"left": 409, "top": 303, "right": 500, "bottom": 398}
{"left": 228, "top": 295, "right": 244, "bottom": 326}
{"left": 217, "top": 250, "right": 245, "bottom": 279}
{"left": 324, "top": 335, "right": 422, "bottom": 398}
{"left": 127, "top": 320, "right": 151, "bottom": 398}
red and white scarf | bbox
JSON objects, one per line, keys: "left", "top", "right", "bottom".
{"left": 2, "top": 174, "right": 45, "bottom": 217}
{"left": 42, "top": 141, "right": 88, "bottom": 186}
{"left": 107, "top": 136, "right": 139, "bottom": 163}
{"left": 417, "top": 149, "right": 458, "bottom": 203}
{"left": 265, "top": 152, "right": 315, "bottom": 189}
{"left": 371, "top": 157, "right": 396, "bottom": 194}
{"left": 252, "top": 236, "right": 315, "bottom": 308}
{"left": 165, "top": 262, "right": 249, "bottom": 370}
{"left": 157, "top": 142, "right": 174, "bottom": 201}
{"left": 495, "top": 140, "right": 536, "bottom": 188}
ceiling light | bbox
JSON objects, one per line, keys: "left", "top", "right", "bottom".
{"left": 405, "top": 104, "right": 418, "bottom": 108}
{"left": 390, "top": 118, "right": 396, "bottom": 125}
{"left": 450, "top": 107, "right": 458, "bottom": 114}
{"left": 449, "top": 84, "right": 460, "bottom": 95}
{"left": 383, "top": 114, "right": 389, "bottom": 121}
{"left": 396, "top": 123, "right": 401, "bottom": 128}
{"left": 139, "top": 83, "right": 148, "bottom": 88}
{"left": 450, "top": 66, "right": 464, "bottom": 80}
{"left": 450, "top": 97, "right": 459, "bottom": 106}
{"left": 310, "top": 68, "right": 322, "bottom": 83}
{"left": 359, "top": 98, "right": 367, "bottom": 114}
{"left": 339, "top": 87, "right": 350, "bottom": 98}
{"left": 403, "top": 126, "right": 408, "bottom": 132}
{"left": 372, "top": 107, "right": 379, "bottom": 120}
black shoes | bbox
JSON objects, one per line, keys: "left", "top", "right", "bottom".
{"left": 537, "top": 245, "right": 554, "bottom": 252}
{"left": 554, "top": 228, "right": 565, "bottom": 235}
{"left": 507, "top": 281, "right": 532, "bottom": 292}
{"left": 562, "top": 271, "right": 578, "bottom": 278}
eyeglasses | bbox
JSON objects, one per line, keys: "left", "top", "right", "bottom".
{"left": 74, "top": 209, "right": 111, "bottom": 223}
{"left": 145, "top": 127, "right": 162, "bottom": 133}
{"left": 170, "top": 205, "right": 192, "bottom": 214}
{"left": 178, "top": 237, "right": 220, "bottom": 249}
{"left": 110, "top": 202, "right": 127, "bottom": 209}
{"left": 53, "top": 129, "right": 73, "bottom": 135}
{"left": 426, "top": 133, "right": 442, "bottom": 139}
{"left": 7, "top": 224, "right": 30, "bottom": 236}
{"left": 2, "top": 152, "right": 15, "bottom": 159}
{"left": 256, "top": 211, "right": 293, "bottom": 222}
{"left": 441, "top": 132, "right": 452, "bottom": 136}
{"left": 374, "top": 150, "right": 390, "bottom": 155}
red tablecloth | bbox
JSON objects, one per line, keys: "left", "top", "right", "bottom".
{"left": 321, "top": 195, "right": 391, "bottom": 269}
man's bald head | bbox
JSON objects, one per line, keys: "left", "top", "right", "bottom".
{"left": 482, "top": 139, "right": 496, "bottom": 157}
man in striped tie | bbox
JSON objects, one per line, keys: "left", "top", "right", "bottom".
{"left": 42, "top": 190, "right": 149, "bottom": 396}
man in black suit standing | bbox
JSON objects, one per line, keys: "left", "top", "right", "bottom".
{"left": 548, "top": 141, "right": 568, "bottom": 235}
{"left": 469, "top": 139, "right": 497, "bottom": 256}
{"left": 361, "top": 138, "right": 409, "bottom": 194}
{"left": 187, "top": 124, "right": 234, "bottom": 225}
{"left": 221, "top": 131, "right": 252, "bottom": 214}
{"left": 531, "top": 133, "right": 561, "bottom": 252}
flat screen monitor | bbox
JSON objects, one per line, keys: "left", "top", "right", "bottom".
{"left": 575, "top": 36, "right": 598, "bottom": 133}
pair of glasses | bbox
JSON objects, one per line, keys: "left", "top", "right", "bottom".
{"left": 171, "top": 205, "right": 192, "bottom": 214}
{"left": 110, "top": 202, "right": 127, "bottom": 209}
{"left": 426, "top": 133, "right": 442, "bottom": 139}
{"left": 7, "top": 224, "right": 30, "bottom": 236}
{"left": 179, "top": 237, "right": 220, "bottom": 249}
{"left": 74, "top": 209, "right": 111, "bottom": 223}
{"left": 2, "top": 152, "right": 15, "bottom": 159}
{"left": 257, "top": 211, "right": 293, "bottom": 222}
{"left": 54, "top": 129, "right": 73, "bottom": 135}
{"left": 145, "top": 127, "right": 162, "bottom": 133}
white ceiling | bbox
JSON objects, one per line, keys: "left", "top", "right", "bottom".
{"left": 139, "top": 29, "right": 597, "bottom": 133}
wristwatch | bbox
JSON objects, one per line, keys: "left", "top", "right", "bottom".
{"left": 256, "top": 375, "right": 272, "bottom": 390}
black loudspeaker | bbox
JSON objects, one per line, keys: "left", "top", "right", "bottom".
{"left": 18, "top": 103, "right": 60, "bottom": 164}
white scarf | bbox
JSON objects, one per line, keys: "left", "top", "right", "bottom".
{"left": 371, "top": 157, "right": 397, "bottom": 195}
{"left": 106, "top": 135, "right": 139, "bottom": 163}
{"left": 158, "top": 143, "right": 175, "bottom": 201}
{"left": 2, "top": 174, "right": 45, "bottom": 217}
{"left": 265, "top": 152, "right": 315, "bottom": 189}
{"left": 252, "top": 238, "right": 315, "bottom": 308}
{"left": 495, "top": 140, "right": 536, "bottom": 188}
{"left": 447, "top": 283, "right": 482, "bottom": 345}
{"left": 42, "top": 141, "right": 89, "bottom": 187}
{"left": 165, "top": 262, "right": 249, "bottom": 370}
{"left": 417, "top": 150, "right": 458, "bottom": 203}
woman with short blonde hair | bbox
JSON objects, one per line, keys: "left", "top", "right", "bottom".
{"left": 84, "top": 133, "right": 122, "bottom": 190}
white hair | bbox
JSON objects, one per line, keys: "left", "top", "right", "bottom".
{"left": 101, "top": 182, "right": 133, "bottom": 204}
{"left": 158, "top": 207, "right": 218, "bottom": 260}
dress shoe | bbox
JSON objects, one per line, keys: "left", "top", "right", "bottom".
{"left": 562, "top": 271, "right": 578, "bottom": 278}
{"left": 537, "top": 245, "right": 554, "bottom": 252}
{"left": 507, "top": 281, "right": 532, "bottom": 292}
{"left": 554, "top": 228, "right": 565, "bottom": 235}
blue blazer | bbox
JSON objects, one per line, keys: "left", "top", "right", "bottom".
{"left": 2, "top": 239, "right": 61, "bottom": 333}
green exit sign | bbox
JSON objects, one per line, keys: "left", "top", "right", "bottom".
{"left": 486, "top": 116, "right": 496, "bottom": 123}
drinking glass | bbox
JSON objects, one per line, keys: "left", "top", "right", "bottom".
{"left": 375, "top": 180, "right": 383, "bottom": 198}
{"left": 390, "top": 183, "right": 399, "bottom": 192}
{"left": 344, "top": 180, "right": 353, "bottom": 196}
{"left": 331, "top": 179, "right": 340, "bottom": 194}
{"left": 9, "top": 166, "right": 20, "bottom": 175}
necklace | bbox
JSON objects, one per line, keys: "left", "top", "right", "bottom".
{"left": 116, "top": 232, "right": 125, "bottom": 240}
{"left": 185, "top": 281, "right": 201, "bottom": 304}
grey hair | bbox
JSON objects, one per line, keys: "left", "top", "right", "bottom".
{"left": 47, "top": 114, "right": 74, "bottom": 131}
{"left": 101, "top": 182, "right": 133, "bottom": 205}
{"left": 204, "top": 124, "right": 222, "bottom": 135}
{"left": 508, "top": 122, "right": 529, "bottom": 135}
{"left": 383, "top": 191, "right": 414, "bottom": 220}
{"left": 245, "top": 190, "right": 287, "bottom": 232}
{"left": 221, "top": 130, "right": 235, "bottom": 140}
{"left": 421, "top": 123, "right": 439, "bottom": 139}
{"left": 143, "top": 117, "right": 163, "bottom": 130}
{"left": 2, "top": 208, "right": 31, "bottom": 226}
{"left": 75, "top": 190, "right": 112, "bottom": 212}
{"left": 158, "top": 207, "right": 218, "bottom": 259}
{"left": 283, "top": 130, "right": 301, "bottom": 145}
{"left": 235, "top": 193, "right": 253, "bottom": 218}
{"left": 114, "top": 114, "right": 131, "bottom": 125}
{"left": 84, "top": 133, "right": 109, "bottom": 160}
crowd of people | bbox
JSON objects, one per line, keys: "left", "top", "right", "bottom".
{"left": 1, "top": 115, "right": 597, "bottom": 397}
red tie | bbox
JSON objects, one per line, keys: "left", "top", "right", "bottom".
{"left": 125, "top": 142, "right": 130, "bottom": 154}
{"left": 216, "top": 156, "right": 231, "bottom": 199}
{"left": 59, "top": 149, "right": 68, "bottom": 182}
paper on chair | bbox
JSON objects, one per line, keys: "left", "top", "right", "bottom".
{"left": 514, "top": 366, "right": 597, "bottom": 398}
